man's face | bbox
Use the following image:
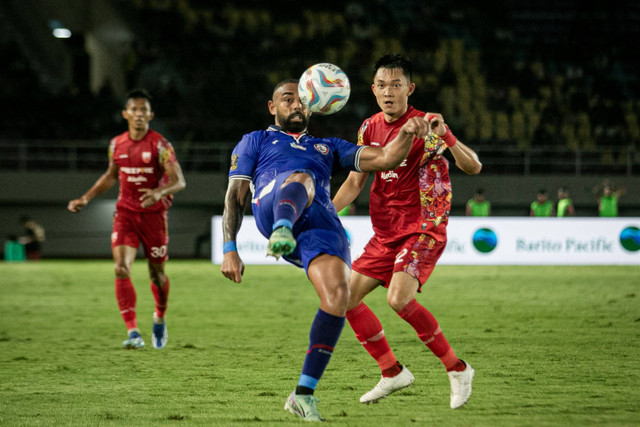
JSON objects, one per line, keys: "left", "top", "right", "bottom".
{"left": 122, "top": 98, "right": 154, "bottom": 132}
{"left": 372, "top": 67, "right": 415, "bottom": 121}
{"left": 268, "top": 83, "right": 310, "bottom": 133}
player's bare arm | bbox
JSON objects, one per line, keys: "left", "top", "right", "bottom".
{"left": 428, "top": 112, "right": 482, "bottom": 175}
{"left": 221, "top": 178, "right": 251, "bottom": 283}
{"left": 358, "top": 116, "right": 428, "bottom": 171}
{"left": 448, "top": 140, "right": 482, "bottom": 175}
{"left": 138, "top": 160, "right": 186, "bottom": 208}
{"left": 67, "top": 162, "right": 119, "bottom": 212}
{"left": 332, "top": 171, "right": 369, "bottom": 213}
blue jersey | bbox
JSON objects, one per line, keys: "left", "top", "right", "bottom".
{"left": 229, "top": 125, "right": 364, "bottom": 212}
{"left": 228, "top": 125, "right": 365, "bottom": 270}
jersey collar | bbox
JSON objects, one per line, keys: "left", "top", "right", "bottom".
{"left": 267, "top": 125, "right": 309, "bottom": 143}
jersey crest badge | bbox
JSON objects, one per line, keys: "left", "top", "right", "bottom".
{"left": 142, "top": 151, "right": 152, "bottom": 163}
{"left": 314, "top": 144, "right": 329, "bottom": 155}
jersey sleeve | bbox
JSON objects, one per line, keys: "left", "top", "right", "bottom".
{"left": 332, "top": 138, "right": 366, "bottom": 172}
{"left": 157, "top": 138, "right": 178, "bottom": 165}
{"left": 229, "top": 132, "right": 259, "bottom": 180}
{"left": 357, "top": 118, "right": 372, "bottom": 147}
{"left": 108, "top": 137, "right": 116, "bottom": 162}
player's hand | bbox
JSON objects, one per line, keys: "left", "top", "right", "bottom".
{"left": 221, "top": 251, "right": 245, "bottom": 283}
{"left": 138, "top": 188, "right": 162, "bottom": 208}
{"left": 67, "top": 197, "right": 88, "bottom": 212}
{"left": 425, "top": 113, "right": 446, "bottom": 137}
{"left": 401, "top": 117, "right": 428, "bottom": 139}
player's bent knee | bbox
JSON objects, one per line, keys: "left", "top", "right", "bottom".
{"left": 387, "top": 292, "right": 410, "bottom": 313}
{"left": 114, "top": 264, "right": 131, "bottom": 278}
{"left": 321, "top": 283, "right": 349, "bottom": 315}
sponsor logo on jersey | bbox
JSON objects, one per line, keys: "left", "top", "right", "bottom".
{"left": 290, "top": 142, "right": 307, "bottom": 151}
{"left": 142, "top": 151, "right": 152, "bottom": 163}
{"left": 230, "top": 154, "right": 239, "bottom": 170}
{"left": 314, "top": 143, "right": 329, "bottom": 155}
{"left": 118, "top": 154, "right": 129, "bottom": 159}
{"left": 127, "top": 176, "right": 148, "bottom": 183}
{"left": 121, "top": 166, "right": 154, "bottom": 174}
{"left": 381, "top": 171, "right": 398, "bottom": 181}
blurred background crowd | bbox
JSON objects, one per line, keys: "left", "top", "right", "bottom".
{"left": 1, "top": 0, "right": 639, "bottom": 174}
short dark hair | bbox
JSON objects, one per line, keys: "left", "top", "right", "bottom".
{"left": 373, "top": 54, "right": 412, "bottom": 81}
{"left": 125, "top": 88, "right": 152, "bottom": 106}
{"left": 273, "top": 79, "right": 299, "bottom": 99}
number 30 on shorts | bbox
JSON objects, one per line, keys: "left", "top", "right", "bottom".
{"left": 150, "top": 245, "right": 167, "bottom": 258}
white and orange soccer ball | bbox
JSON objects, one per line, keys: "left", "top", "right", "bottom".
{"left": 298, "top": 63, "right": 351, "bottom": 115}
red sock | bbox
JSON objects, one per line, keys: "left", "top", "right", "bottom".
{"left": 115, "top": 278, "right": 137, "bottom": 330}
{"left": 346, "top": 302, "right": 402, "bottom": 377}
{"left": 151, "top": 276, "right": 170, "bottom": 319}
{"left": 397, "top": 299, "right": 465, "bottom": 372}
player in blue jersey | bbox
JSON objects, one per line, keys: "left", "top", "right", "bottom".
{"left": 220, "top": 79, "right": 430, "bottom": 422}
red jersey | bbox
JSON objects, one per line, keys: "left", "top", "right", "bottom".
{"left": 109, "top": 129, "right": 178, "bottom": 213}
{"left": 358, "top": 106, "right": 451, "bottom": 243}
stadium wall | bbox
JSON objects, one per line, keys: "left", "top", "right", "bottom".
{"left": 2, "top": 171, "right": 640, "bottom": 259}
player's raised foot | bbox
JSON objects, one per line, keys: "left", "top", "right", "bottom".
{"left": 122, "top": 330, "right": 145, "bottom": 349}
{"left": 284, "top": 391, "right": 325, "bottom": 422}
{"left": 152, "top": 313, "right": 168, "bottom": 349}
{"left": 448, "top": 360, "right": 474, "bottom": 409}
{"left": 360, "top": 366, "right": 415, "bottom": 404}
{"left": 267, "top": 226, "right": 296, "bottom": 260}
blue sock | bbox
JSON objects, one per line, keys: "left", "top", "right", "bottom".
{"left": 297, "top": 309, "right": 345, "bottom": 393}
{"left": 273, "top": 182, "right": 308, "bottom": 231}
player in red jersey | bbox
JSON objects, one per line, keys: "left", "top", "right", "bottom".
{"left": 68, "top": 89, "right": 186, "bottom": 350}
{"left": 333, "top": 55, "right": 482, "bottom": 408}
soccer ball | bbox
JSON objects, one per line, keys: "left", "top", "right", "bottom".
{"left": 298, "top": 63, "right": 350, "bottom": 115}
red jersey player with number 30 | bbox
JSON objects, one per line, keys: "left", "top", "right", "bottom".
{"left": 68, "top": 89, "right": 186, "bottom": 350}
{"left": 333, "top": 55, "right": 482, "bottom": 408}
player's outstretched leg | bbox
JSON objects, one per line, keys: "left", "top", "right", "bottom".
{"left": 152, "top": 312, "right": 168, "bottom": 349}
{"left": 122, "top": 330, "right": 145, "bottom": 349}
{"left": 284, "top": 391, "right": 325, "bottom": 422}
{"left": 448, "top": 360, "right": 474, "bottom": 409}
{"left": 267, "top": 226, "right": 296, "bottom": 259}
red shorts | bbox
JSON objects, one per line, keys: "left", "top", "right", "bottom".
{"left": 352, "top": 233, "right": 446, "bottom": 291}
{"left": 111, "top": 208, "right": 169, "bottom": 263}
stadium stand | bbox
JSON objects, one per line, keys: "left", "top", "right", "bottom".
{"left": 0, "top": 0, "right": 638, "bottom": 176}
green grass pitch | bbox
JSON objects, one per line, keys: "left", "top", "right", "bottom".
{"left": 1, "top": 260, "right": 639, "bottom": 426}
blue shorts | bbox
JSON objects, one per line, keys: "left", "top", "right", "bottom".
{"left": 252, "top": 171, "right": 351, "bottom": 272}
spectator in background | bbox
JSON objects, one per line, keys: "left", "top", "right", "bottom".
{"left": 18, "top": 215, "right": 45, "bottom": 260}
{"left": 594, "top": 180, "right": 626, "bottom": 217}
{"left": 530, "top": 189, "right": 555, "bottom": 217}
{"left": 557, "top": 187, "right": 575, "bottom": 217}
{"left": 337, "top": 203, "right": 356, "bottom": 216}
{"left": 4, "top": 234, "right": 26, "bottom": 262}
{"left": 466, "top": 188, "right": 491, "bottom": 216}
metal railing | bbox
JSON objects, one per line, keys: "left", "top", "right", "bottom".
{"left": 0, "top": 139, "right": 638, "bottom": 176}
